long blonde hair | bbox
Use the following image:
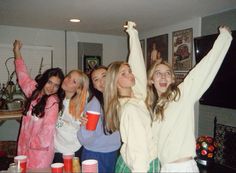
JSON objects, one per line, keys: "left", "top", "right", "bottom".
{"left": 68, "top": 70, "right": 89, "bottom": 119}
{"left": 146, "top": 60, "right": 180, "bottom": 121}
{"left": 104, "top": 61, "right": 128, "bottom": 132}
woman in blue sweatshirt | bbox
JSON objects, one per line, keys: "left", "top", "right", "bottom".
{"left": 77, "top": 66, "right": 121, "bottom": 173}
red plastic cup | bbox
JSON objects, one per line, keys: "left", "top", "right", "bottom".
{"left": 14, "top": 155, "right": 27, "bottom": 173}
{"left": 63, "top": 153, "right": 74, "bottom": 173}
{"left": 82, "top": 159, "right": 98, "bottom": 173}
{"left": 51, "top": 163, "right": 64, "bottom": 173}
{"left": 86, "top": 111, "right": 100, "bottom": 131}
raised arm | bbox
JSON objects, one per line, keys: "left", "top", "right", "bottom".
{"left": 13, "top": 40, "right": 23, "bottom": 60}
{"left": 125, "top": 21, "right": 147, "bottom": 99}
{"left": 13, "top": 40, "right": 37, "bottom": 97}
{"left": 181, "top": 26, "right": 232, "bottom": 100}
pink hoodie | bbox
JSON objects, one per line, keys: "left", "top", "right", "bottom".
{"left": 15, "top": 58, "right": 59, "bottom": 169}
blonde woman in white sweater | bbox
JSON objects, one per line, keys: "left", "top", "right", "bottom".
{"left": 146, "top": 26, "right": 232, "bottom": 172}
{"left": 104, "top": 21, "right": 159, "bottom": 173}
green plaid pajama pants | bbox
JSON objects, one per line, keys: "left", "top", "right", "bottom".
{"left": 115, "top": 155, "right": 160, "bottom": 173}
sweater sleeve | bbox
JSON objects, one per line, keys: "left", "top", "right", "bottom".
{"left": 29, "top": 96, "right": 59, "bottom": 150}
{"left": 121, "top": 104, "right": 150, "bottom": 172}
{"left": 180, "top": 27, "right": 232, "bottom": 101}
{"left": 77, "top": 97, "right": 103, "bottom": 145}
{"left": 126, "top": 23, "right": 147, "bottom": 99}
{"left": 15, "top": 58, "right": 37, "bottom": 97}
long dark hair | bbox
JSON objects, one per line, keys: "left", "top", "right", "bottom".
{"left": 89, "top": 66, "right": 109, "bottom": 134}
{"left": 23, "top": 67, "right": 65, "bottom": 118}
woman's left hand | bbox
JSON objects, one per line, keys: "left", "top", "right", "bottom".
{"left": 79, "top": 115, "right": 88, "bottom": 126}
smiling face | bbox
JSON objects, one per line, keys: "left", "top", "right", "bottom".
{"left": 91, "top": 68, "right": 107, "bottom": 93}
{"left": 117, "top": 64, "right": 135, "bottom": 90}
{"left": 42, "top": 76, "right": 61, "bottom": 95}
{"left": 152, "top": 63, "right": 175, "bottom": 96}
{"left": 62, "top": 71, "right": 82, "bottom": 96}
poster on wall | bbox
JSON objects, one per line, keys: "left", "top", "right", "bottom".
{"left": 83, "top": 55, "right": 102, "bottom": 75}
{"left": 175, "top": 71, "right": 187, "bottom": 84}
{"left": 172, "top": 28, "right": 193, "bottom": 71}
{"left": 147, "top": 34, "right": 168, "bottom": 69}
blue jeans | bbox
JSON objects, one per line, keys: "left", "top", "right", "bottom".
{"left": 81, "top": 147, "right": 119, "bottom": 173}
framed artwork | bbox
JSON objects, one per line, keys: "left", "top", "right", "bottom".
{"left": 175, "top": 71, "right": 187, "bottom": 84}
{"left": 83, "top": 55, "right": 101, "bottom": 75}
{"left": 147, "top": 34, "right": 168, "bottom": 69}
{"left": 172, "top": 28, "right": 193, "bottom": 71}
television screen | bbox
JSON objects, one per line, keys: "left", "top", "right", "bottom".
{"left": 194, "top": 30, "right": 236, "bottom": 109}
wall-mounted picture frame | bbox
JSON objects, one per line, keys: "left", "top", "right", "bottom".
{"left": 172, "top": 28, "right": 193, "bottom": 71}
{"left": 83, "top": 55, "right": 101, "bottom": 75}
{"left": 147, "top": 34, "right": 168, "bottom": 69}
{"left": 175, "top": 71, "right": 187, "bottom": 85}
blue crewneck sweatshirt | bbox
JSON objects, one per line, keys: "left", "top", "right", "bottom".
{"left": 77, "top": 96, "right": 121, "bottom": 152}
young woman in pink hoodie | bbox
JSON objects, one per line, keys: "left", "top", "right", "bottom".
{"left": 13, "top": 40, "right": 64, "bottom": 169}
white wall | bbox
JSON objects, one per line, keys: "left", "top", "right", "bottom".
{"left": 66, "top": 31, "right": 127, "bottom": 73}
{"left": 0, "top": 25, "right": 128, "bottom": 73}
{"left": 198, "top": 105, "right": 236, "bottom": 137}
{"left": 0, "top": 25, "right": 65, "bottom": 71}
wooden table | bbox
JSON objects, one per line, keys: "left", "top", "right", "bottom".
{"left": 27, "top": 168, "right": 51, "bottom": 172}
{"left": 0, "top": 110, "right": 22, "bottom": 125}
{"left": 0, "top": 168, "right": 51, "bottom": 173}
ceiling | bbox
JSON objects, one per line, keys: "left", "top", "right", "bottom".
{"left": 1, "top": 0, "right": 236, "bottom": 36}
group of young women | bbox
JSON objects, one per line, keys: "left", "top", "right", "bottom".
{"left": 13, "top": 21, "right": 232, "bottom": 173}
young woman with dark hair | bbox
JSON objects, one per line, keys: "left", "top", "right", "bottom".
{"left": 13, "top": 40, "right": 64, "bottom": 169}
{"left": 77, "top": 66, "right": 121, "bottom": 173}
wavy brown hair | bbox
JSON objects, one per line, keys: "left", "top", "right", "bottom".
{"left": 146, "top": 60, "right": 180, "bottom": 121}
{"left": 104, "top": 61, "right": 129, "bottom": 132}
{"left": 23, "top": 67, "right": 64, "bottom": 118}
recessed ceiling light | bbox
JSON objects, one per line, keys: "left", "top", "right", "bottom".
{"left": 70, "top": 19, "right": 80, "bottom": 23}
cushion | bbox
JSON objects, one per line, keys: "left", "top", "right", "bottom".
{"left": 0, "top": 141, "right": 17, "bottom": 171}
{"left": 0, "top": 141, "right": 17, "bottom": 158}
{"left": 214, "top": 123, "right": 236, "bottom": 170}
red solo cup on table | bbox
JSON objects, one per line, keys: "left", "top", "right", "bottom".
{"left": 51, "top": 163, "right": 64, "bottom": 173}
{"left": 86, "top": 111, "right": 100, "bottom": 131}
{"left": 63, "top": 153, "right": 74, "bottom": 173}
{"left": 14, "top": 155, "right": 27, "bottom": 173}
{"left": 82, "top": 159, "right": 98, "bottom": 173}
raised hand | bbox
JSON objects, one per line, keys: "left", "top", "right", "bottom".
{"left": 219, "top": 25, "right": 231, "bottom": 35}
{"left": 13, "top": 40, "right": 22, "bottom": 59}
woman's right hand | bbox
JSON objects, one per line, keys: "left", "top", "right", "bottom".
{"left": 219, "top": 25, "right": 231, "bottom": 35}
{"left": 13, "top": 40, "right": 22, "bottom": 59}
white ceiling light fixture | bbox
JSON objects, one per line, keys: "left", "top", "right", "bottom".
{"left": 70, "top": 19, "right": 80, "bottom": 23}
